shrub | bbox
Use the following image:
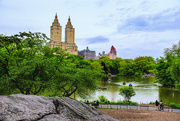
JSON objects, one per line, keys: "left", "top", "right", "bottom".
{"left": 119, "top": 86, "right": 136, "bottom": 101}
{"left": 79, "top": 100, "right": 84, "bottom": 103}
{"left": 98, "top": 95, "right": 108, "bottom": 102}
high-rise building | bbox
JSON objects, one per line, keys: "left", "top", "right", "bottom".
{"left": 78, "top": 46, "right": 96, "bottom": 60}
{"left": 97, "top": 45, "right": 117, "bottom": 59}
{"left": 46, "top": 14, "right": 78, "bottom": 55}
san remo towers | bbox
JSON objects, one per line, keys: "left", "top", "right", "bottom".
{"left": 46, "top": 14, "right": 78, "bottom": 55}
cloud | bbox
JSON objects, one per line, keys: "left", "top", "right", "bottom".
{"left": 86, "top": 36, "right": 109, "bottom": 44}
{"left": 95, "top": 0, "right": 109, "bottom": 7}
{"left": 117, "top": 8, "right": 180, "bottom": 32}
{"left": 119, "top": 47, "right": 164, "bottom": 59}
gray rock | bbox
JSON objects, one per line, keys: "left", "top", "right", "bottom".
{"left": 0, "top": 94, "right": 118, "bottom": 121}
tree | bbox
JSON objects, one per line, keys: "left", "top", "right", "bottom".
{"left": 98, "top": 95, "right": 108, "bottom": 102}
{"left": 98, "top": 57, "right": 113, "bottom": 74}
{"left": 156, "top": 57, "right": 175, "bottom": 86}
{"left": 156, "top": 41, "right": 180, "bottom": 88}
{"left": 0, "top": 32, "right": 67, "bottom": 95}
{"left": 119, "top": 86, "right": 136, "bottom": 101}
{"left": 170, "top": 58, "right": 180, "bottom": 89}
{"left": 51, "top": 62, "right": 100, "bottom": 98}
{"left": 168, "top": 41, "right": 180, "bottom": 89}
{"left": 118, "top": 59, "right": 136, "bottom": 76}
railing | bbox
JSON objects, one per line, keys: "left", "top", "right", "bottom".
{"left": 86, "top": 103, "right": 180, "bottom": 113}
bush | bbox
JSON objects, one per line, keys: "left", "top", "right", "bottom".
{"left": 149, "top": 101, "right": 155, "bottom": 104}
{"left": 169, "top": 103, "right": 180, "bottom": 109}
{"left": 79, "top": 100, "right": 84, "bottom": 103}
{"left": 98, "top": 95, "right": 108, "bottom": 102}
{"left": 119, "top": 86, "right": 136, "bottom": 101}
{"left": 113, "top": 100, "right": 138, "bottom": 105}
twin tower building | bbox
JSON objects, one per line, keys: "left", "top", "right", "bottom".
{"left": 47, "top": 14, "right": 117, "bottom": 59}
{"left": 46, "top": 14, "right": 78, "bottom": 55}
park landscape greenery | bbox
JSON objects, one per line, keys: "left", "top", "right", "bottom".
{"left": 0, "top": 32, "right": 180, "bottom": 104}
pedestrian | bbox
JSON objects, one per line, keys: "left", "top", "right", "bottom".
{"left": 160, "top": 100, "right": 164, "bottom": 111}
{"left": 94, "top": 100, "right": 96, "bottom": 105}
{"left": 84, "top": 100, "right": 86, "bottom": 103}
{"left": 96, "top": 100, "right": 99, "bottom": 106}
{"left": 87, "top": 100, "right": 89, "bottom": 104}
{"left": 155, "top": 100, "right": 159, "bottom": 110}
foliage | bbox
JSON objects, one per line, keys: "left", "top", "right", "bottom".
{"left": 156, "top": 41, "right": 180, "bottom": 89}
{"left": 119, "top": 86, "right": 136, "bottom": 101}
{"left": 162, "top": 102, "right": 180, "bottom": 109}
{"left": 98, "top": 95, "right": 108, "bottom": 102}
{"left": 0, "top": 32, "right": 105, "bottom": 97}
{"left": 0, "top": 32, "right": 51, "bottom": 95}
{"left": 81, "top": 100, "right": 138, "bottom": 105}
{"left": 118, "top": 56, "right": 156, "bottom": 76}
{"left": 149, "top": 101, "right": 155, "bottom": 104}
{"left": 115, "top": 100, "right": 138, "bottom": 105}
{"left": 168, "top": 103, "right": 180, "bottom": 109}
{"left": 156, "top": 57, "right": 175, "bottom": 86}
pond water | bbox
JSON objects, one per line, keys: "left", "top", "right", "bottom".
{"left": 78, "top": 76, "right": 180, "bottom": 104}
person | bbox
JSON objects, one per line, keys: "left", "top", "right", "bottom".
{"left": 160, "top": 100, "right": 164, "bottom": 111}
{"left": 155, "top": 100, "right": 159, "bottom": 110}
{"left": 86, "top": 100, "right": 90, "bottom": 106}
{"left": 129, "top": 83, "right": 132, "bottom": 86}
{"left": 84, "top": 100, "right": 86, "bottom": 103}
{"left": 93, "top": 100, "right": 96, "bottom": 105}
{"left": 87, "top": 100, "right": 89, "bottom": 104}
{"left": 96, "top": 100, "right": 99, "bottom": 106}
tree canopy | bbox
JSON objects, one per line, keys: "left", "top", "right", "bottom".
{"left": 0, "top": 32, "right": 104, "bottom": 98}
{"left": 156, "top": 41, "right": 180, "bottom": 89}
{"left": 119, "top": 86, "right": 136, "bottom": 101}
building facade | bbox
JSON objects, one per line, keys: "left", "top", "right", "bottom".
{"left": 46, "top": 14, "right": 78, "bottom": 55}
{"left": 78, "top": 47, "right": 96, "bottom": 60}
{"left": 97, "top": 45, "right": 117, "bottom": 59}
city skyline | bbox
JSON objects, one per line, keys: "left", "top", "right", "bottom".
{"left": 0, "top": 0, "right": 180, "bottom": 59}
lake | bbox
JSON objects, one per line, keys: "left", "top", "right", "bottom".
{"left": 78, "top": 76, "right": 180, "bottom": 104}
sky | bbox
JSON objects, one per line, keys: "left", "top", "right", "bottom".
{"left": 0, "top": 0, "right": 180, "bottom": 59}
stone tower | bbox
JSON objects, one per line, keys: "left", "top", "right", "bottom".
{"left": 47, "top": 14, "right": 78, "bottom": 55}
{"left": 65, "top": 16, "right": 75, "bottom": 44}
{"left": 50, "top": 13, "right": 62, "bottom": 43}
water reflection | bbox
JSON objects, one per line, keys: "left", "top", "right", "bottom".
{"left": 78, "top": 76, "right": 180, "bottom": 104}
{"left": 159, "top": 87, "right": 180, "bottom": 104}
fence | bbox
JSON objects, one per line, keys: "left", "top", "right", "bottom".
{"left": 88, "top": 104, "right": 180, "bottom": 113}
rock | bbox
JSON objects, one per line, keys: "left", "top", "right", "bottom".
{"left": 0, "top": 94, "right": 118, "bottom": 121}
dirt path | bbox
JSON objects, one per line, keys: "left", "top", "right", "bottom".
{"left": 98, "top": 109, "right": 180, "bottom": 121}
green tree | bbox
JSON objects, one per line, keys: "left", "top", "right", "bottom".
{"left": 156, "top": 57, "right": 175, "bottom": 86}
{"left": 118, "top": 59, "right": 136, "bottom": 76}
{"left": 134, "top": 56, "right": 156, "bottom": 76}
{"left": 170, "top": 58, "right": 180, "bottom": 89}
{"left": 98, "top": 57, "right": 113, "bottom": 74}
{"left": 168, "top": 41, "right": 180, "bottom": 89}
{"left": 156, "top": 41, "right": 180, "bottom": 88}
{"left": 0, "top": 32, "right": 67, "bottom": 95}
{"left": 98, "top": 95, "right": 108, "bottom": 102}
{"left": 119, "top": 86, "right": 136, "bottom": 101}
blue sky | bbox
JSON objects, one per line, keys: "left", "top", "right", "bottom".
{"left": 0, "top": 0, "right": 180, "bottom": 59}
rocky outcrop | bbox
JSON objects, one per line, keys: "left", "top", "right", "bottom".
{"left": 0, "top": 94, "right": 118, "bottom": 121}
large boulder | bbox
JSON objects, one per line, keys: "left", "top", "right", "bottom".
{"left": 0, "top": 94, "right": 118, "bottom": 121}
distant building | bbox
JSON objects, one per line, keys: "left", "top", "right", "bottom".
{"left": 46, "top": 14, "right": 78, "bottom": 55}
{"left": 78, "top": 47, "right": 96, "bottom": 60}
{"left": 97, "top": 45, "right": 117, "bottom": 59}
